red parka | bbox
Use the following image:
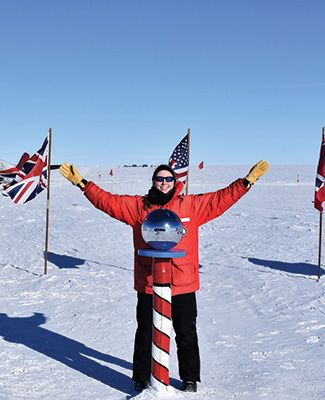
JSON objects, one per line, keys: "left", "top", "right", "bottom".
{"left": 83, "top": 179, "right": 249, "bottom": 295}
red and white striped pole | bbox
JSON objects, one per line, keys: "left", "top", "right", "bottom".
{"left": 150, "top": 257, "right": 172, "bottom": 390}
{"left": 138, "top": 207, "right": 186, "bottom": 392}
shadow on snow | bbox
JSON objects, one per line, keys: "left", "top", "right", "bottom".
{"left": 47, "top": 251, "right": 85, "bottom": 269}
{"left": 46, "top": 251, "right": 133, "bottom": 272}
{"left": 0, "top": 313, "right": 133, "bottom": 395}
{"left": 247, "top": 257, "right": 324, "bottom": 276}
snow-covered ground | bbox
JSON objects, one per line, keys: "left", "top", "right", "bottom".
{"left": 0, "top": 165, "right": 324, "bottom": 400}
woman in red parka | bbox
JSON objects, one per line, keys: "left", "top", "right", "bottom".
{"left": 60, "top": 161, "right": 269, "bottom": 393}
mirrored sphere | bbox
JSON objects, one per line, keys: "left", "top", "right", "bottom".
{"left": 141, "top": 209, "right": 183, "bottom": 250}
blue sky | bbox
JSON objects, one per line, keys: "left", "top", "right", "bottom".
{"left": 0, "top": 0, "right": 324, "bottom": 166}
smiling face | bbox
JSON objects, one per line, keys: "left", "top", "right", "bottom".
{"left": 153, "top": 170, "right": 175, "bottom": 194}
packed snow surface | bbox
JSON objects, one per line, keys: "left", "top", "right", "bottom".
{"left": 0, "top": 165, "right": 324, "bottom": 400}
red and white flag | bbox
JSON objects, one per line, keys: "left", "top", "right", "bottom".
{"left": 314, "top": 131, "right": 325, "bottom": 212}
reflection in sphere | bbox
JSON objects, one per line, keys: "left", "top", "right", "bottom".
{"left": 141, "top": 209, "right": 183, "bottom": 250}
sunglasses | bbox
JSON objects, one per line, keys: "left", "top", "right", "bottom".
{"left": 154, "top": 176, "right": 175, "bottom": 182}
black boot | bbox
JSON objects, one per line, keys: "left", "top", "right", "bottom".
{"left": 180, "top": 381, "right": 197, "bottom": 392}
{"left": 134, "top": 379, "right": 150, "bottom": 392}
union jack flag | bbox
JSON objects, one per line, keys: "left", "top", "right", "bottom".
{"left": 4, "top": 136, "right": 49, "bottom": 204}
{"left": 315, "top": 130, "right": 325, "bottom": 212}
{"left": 168, "top": 133, "right": 189, "bottom": 184}
{"left": 0, "top": 152, "right": 30, "bottom": 181}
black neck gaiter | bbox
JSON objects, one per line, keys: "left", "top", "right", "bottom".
{"left": 146, "top": 186, "right": 176, "bottom": 206}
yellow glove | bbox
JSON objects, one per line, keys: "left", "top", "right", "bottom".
{"left": 59, "top": 163, "right": 86, "bottom": 188}
{"left": 245, "top": 160, "right": 269, "bottom": 184}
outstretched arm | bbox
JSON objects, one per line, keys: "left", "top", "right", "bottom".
{"left": 59, "top": 163, "right": 140, "bottom": 226}
{"left": 59, "top": 163, "right": 88, "bottom": 189}
{"left": 193, "top": 160, "right": 270, "bottom": 225}
{"left": 244, "top": 160, "right": 269, "bottom": 188}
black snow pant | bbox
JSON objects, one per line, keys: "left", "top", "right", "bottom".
{"left": 132, "top": 291, "right": 201, "bottom": 383}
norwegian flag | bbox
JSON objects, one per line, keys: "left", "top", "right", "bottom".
{"left": 4, "top": 137, "right": 49, "bottom": 204}
{"left": 315, "top": 131, "right": 325, "bottom": 212}
{"left": 168, "top": 133, "right": 189, "bottom": 184}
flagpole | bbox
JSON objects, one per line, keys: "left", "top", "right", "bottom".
{"left": 111, "top": 171, "right": 114, "bottom": 193}
{"left": 318, "top": 211, "right": 322, "bottom": 280}
{"left": 186, "top": 128, "right": 190, "bottom": 195}
{"left": 317, "top": 126, "right": 325, "bottom": 280}
{"left": 296, "top": 173, "right": 300, "bottom": 218}
{"left": 44, "top": 128, "right": 52, "bottom": 275}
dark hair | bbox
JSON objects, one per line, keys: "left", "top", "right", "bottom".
{"left": 152, "top": 164, "right": 176, "bottom": 181}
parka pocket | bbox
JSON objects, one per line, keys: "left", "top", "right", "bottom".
{"left": 171, "top": 262, "right": 198, "bottom": 287}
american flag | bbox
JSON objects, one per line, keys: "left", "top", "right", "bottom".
{"left": 4, "top": 136, "right": 49, "bottom": 204}
{"left": 168, "top": 133, "right": 189, "bottom": 184}
{"left": 315, "top": 130, "right": 325, "bottom": 212}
